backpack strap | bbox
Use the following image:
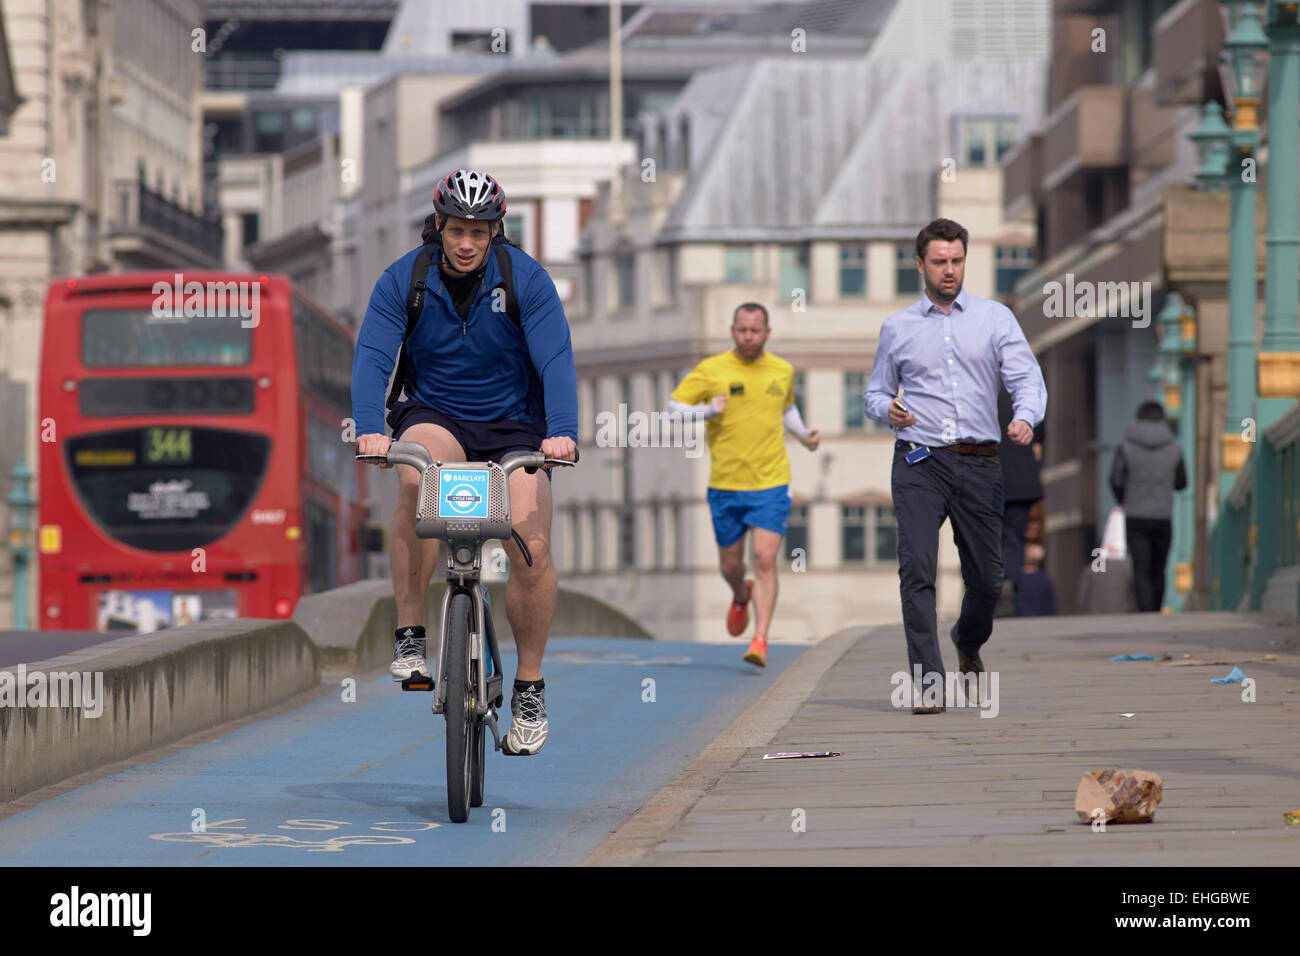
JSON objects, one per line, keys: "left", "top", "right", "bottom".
{"left": 492, "top": 239, "right": 522, "bottom": 330}
{"left": 385, "top": 244, "right": 437, "bottom": 410}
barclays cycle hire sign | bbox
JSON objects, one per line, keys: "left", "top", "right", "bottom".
{"left": 438, "top": 469, "right": 489, "bottom": 519}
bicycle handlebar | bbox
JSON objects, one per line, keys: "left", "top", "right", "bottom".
{"left": 355, "top": 442, "right": 579, "bottom": 474}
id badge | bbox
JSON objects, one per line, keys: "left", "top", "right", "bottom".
{"left": 904, "top": 444, "right": 931, "bottom": 466}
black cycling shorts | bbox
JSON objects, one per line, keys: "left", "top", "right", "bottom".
{"left": 386, "top": 398, "right": 551, "bottom": 479}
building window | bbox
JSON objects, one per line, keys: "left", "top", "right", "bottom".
{"left": 252, "top": 109, "right": 286, "bottom": 152}
{"left": 844, "top": 372, "right": 865, "bottom": 429}
{"left": 874, "top": 506, "right": 898, "bottom": 562}
{"left": 571, "top": 510, "right": 582, "bottom": 572}
{"left": 451, "top": 30, "right": 508, "bottom": 53}
{"left": 580, "top": 256, "right": 595, "bottom": 319}
{"left": 577, "top": 378, "right": 591, "bottom": 443}
{"left": 619, "top": 507, "right": 636, "bottom": 567}
{"left": 843, "top": 504, "right": 899, "bottom": 564}
{"left": 779, "top": 244, "right": 810, "bottom": 301}
{"left": 659, "top": 247, "right": 678, "bottom": 304}
{"left": 896, "top": 243, "right": 920, "bottom": 294}
{"left": 674, "top": 504, "right": 685, "bottom": 570}
{"left": 793, "top": 371, "right": 806, "bottom": 414}
{"left": 839, "top": 244, "right": 866, "bottom": 297}
{"left": 785, "top": 505, "right": 809, "bottom": 565}
{"left": 724, "top": 246, "right": 753, "bottom": 282}
{"left": 592, "top": 507, "right": 604, "bottom": 571}
{"left": 842, "top": 506, "right": 866, "bottom": 563}
{"left": 241, "top": 212, "right": 260, "bottom": 246}
{"left": 995, "top": 118, "right": 1018, "bottom": 161}
{"left": 958, "top": 115, "right": 1020, "bottom": 167}
{"left": 653, "top": 506, "right": 664, "bottom": 570}
{"left": 503, "top": 213, "right": 525, "bottom": 246}
{"left": 995, "top": 245, "right": 1035, "bottom": 294}
{"left": 615, "top": 254, "right": 636, "bottom": 310}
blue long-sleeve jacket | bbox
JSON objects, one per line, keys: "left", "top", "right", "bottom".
{"left": 351, "top": 243, "right": 579, "bottom": 441}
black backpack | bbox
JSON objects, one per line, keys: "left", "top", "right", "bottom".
{"left": 385, "top": 220, "right": 522, "bottom": 410}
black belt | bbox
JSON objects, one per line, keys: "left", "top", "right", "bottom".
{"left": 896, "top": 440, "right": 998, "bottom": 457}
{"left": 940, "top": 442, "right": 998, "bottom": 457}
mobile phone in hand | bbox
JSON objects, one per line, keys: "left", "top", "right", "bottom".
{"left": 893, "top": 398, "right": 909, "bottom": 413}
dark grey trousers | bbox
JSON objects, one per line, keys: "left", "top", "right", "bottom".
{"left": 891, "top": 441, "right": 1005, "bottom": 677}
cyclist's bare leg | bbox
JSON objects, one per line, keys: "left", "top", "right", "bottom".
{"left": 718, "top": 536, "right": 749, "bottom": 603}
{"left": 502, "top": 467, "right": 554, "bottom": 683}
{"left": 392, "top": 423, "right": 465, "bottom": 627}
{"left": 750, "top": 528, "right": 782, "bottom": 635}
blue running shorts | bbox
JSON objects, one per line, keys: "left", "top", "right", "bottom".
{"left": 706, "top": 485, "right": 791, "bottom": 548}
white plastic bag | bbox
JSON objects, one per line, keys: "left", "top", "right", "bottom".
{"left": 1100, "top": 506, "right": 1127, "bottom": 560}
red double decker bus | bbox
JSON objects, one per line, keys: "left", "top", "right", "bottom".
{"left": 38, "top": 272, "right": 370, "bottom": 632}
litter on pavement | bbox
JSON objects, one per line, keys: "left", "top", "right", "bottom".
{"left": 1075, "top": 769, "right": 1163, "bottom": 824}
{"left": 1210, "top": 666, "right": 1249, "bottom": 684}
{"left": 1109, "top": 654, "right": 1155, "bottom": 661}
{"left": 762, "top": 752, "right": 842, "bottom": 760}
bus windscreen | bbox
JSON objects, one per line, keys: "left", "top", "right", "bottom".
{"left": 66, "top": 427, "right": 271, "bottom": 552}
{"left": 81, "top": 308, "right": 253, "bottom": 367}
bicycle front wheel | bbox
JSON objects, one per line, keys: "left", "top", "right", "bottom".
{"left": 444, "top": 591, "right": 474, "bottom": 823}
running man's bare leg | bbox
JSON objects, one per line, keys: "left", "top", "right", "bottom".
{"left": 718, "top": 537, "right": 749, "bottom": 603}
{"left": 503, "top": 467, "right": 554, "bottom": 682}
{"left": 750, "top": 528, "right": 782, "bottom": 635}
{"left": 391, "top": 423, "right": 465, "bottom": 626}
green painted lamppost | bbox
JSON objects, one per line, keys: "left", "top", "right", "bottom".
{"left": 1191, "top": 99, "right": 1255, "bottom": 507}
{"left": 1159, "top": 293, "right": 1183, "bottom": 421}
{"left": 1158, "top": 293, "right": 1198, "bottom": 605}
{"left": 1257, "top": 0, "right": 1300, "bottom": 409}
{"left": 7, "top": 459, "right": 35, "bottom": 630}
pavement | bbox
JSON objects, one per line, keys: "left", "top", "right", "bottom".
{"left": 584, "top": 611, "right": 1300, "bottom": 865}
{"left": 0, "top": 630, "right": 124, "bottom": 668}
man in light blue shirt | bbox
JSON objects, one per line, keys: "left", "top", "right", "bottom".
{"left": 865, "top": 218, "right": 1047, "bottom": 713}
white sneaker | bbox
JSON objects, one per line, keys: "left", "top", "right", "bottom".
{"left": 390, "top": 628, "right": 431, "bottom": 681}
{"left": 504, "top": 683, "right": 547, "bottom": 755}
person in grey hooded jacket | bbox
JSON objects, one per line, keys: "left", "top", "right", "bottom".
{"left": 1109, "top": 401, "right": 1188, "bottom": 612}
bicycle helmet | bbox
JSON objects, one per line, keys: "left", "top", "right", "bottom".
{"left": 432, "top": 169, "right": 507, "bottom": 222}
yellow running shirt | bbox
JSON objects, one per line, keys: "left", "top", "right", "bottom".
{"left": 672, "top": 350, "right": 795, "bottom": 491}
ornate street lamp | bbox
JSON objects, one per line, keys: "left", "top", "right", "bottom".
{"left": 1190, "top": 102, "right": 1232, "bottom": 187}
{"left": 1220, "top": 3, "right": 1270, "bottom": 117}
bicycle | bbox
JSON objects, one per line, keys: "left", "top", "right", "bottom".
{"left": 356, "top": 440, "right": 576, "bottom": 823}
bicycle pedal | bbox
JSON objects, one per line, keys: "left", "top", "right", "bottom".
{"left": 400, "top": 677, "right": 435, "bottom": 692}
{"left": 484, "top": 710, "right": 503, "bottom": 751}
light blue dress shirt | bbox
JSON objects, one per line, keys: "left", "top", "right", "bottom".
{"left": 865, "top": 287, "right": 1047, "bottom": 446}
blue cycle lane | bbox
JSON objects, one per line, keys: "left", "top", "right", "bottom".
{"left": 0, "top": 638, "right": 801, "bottom": 866}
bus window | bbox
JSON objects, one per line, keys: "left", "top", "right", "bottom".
{"left": 82, "top": 309, "right": 253, "bottom": 367}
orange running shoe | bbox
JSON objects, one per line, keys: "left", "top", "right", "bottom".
{"left": 743, "top": 632, "right": 767, "bottom": 668}
{"left": 726, "top": 580, "right": 753, "bottom": 636}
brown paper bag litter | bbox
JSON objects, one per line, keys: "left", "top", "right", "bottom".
{"left": 1074, "top": 769, "right": 1163, "bottom": 823}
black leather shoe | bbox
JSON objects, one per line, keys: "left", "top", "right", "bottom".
{"left": 957, "top": 650, "right": 984, "bottom": 675}
{"left": 911, "top": 704, "right": 946, "bottom": 714}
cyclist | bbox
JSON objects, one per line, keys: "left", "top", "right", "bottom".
{"left": 351, "top": 169, "right": 578, "bottom": 755}
{"left": 667, "top": 302, "right": 819, "bottom": 667}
